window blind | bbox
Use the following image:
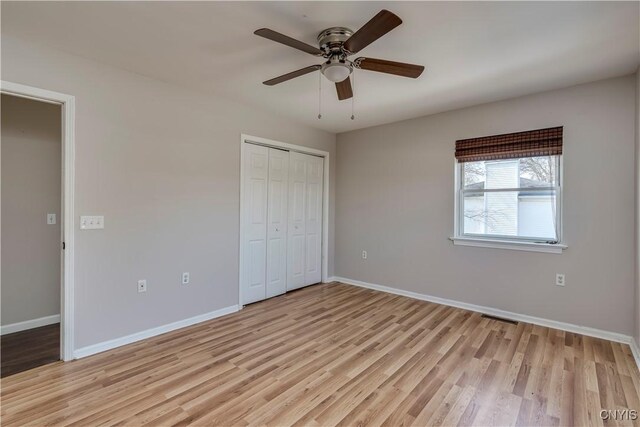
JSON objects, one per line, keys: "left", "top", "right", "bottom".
{"left": 455, "top": 126, "right": 563, "bottom": 163}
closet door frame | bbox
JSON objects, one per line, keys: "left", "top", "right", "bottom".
{"left": 239, "top": 134, "right": 330, "bottom": 307}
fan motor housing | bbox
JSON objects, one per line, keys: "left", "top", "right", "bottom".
{"left": 317, "top": 27, "right": 353, "bottom": 54}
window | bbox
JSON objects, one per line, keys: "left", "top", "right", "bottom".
{"left": 457, "top": 156, "right": 561, "bottom": 242}
{"left": 452, "top": 127, "right": 565, "bottom": 251}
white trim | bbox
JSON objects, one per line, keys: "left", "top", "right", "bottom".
{"left": 239, "top": 134, "right": 330, "bottom": 307}
{"left": 74, "top": 305, "right": 239, "bottom": 359}
{"left": 449, "top": 236, "right": 567, "bottom": 254}
{"left": 630, "top": 338, "right": 640, "bottom": 370}
{"left": 462, "top": 186, "right": 558, "bottom": 193}
{"left": 1, "top": 314, "right": 61, "bottom": 335}
{"left": 333, "top": 276, "right": 634, "bottom": 345}
{"left": 1, "top": 81, "right": 76, "bottom": 361}
{"left": 242, "top": 134, "right": 329, "bottom": 158}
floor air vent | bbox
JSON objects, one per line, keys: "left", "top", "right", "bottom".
{"left": 481, "top": 314, "right": 518, "bottom": 325}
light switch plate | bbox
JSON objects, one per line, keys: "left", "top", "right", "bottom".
{"left": 138, "top": 279, "right": 147, "bottom": 293}
{"left": 47, "top": 213, "right": 56, "bottom": 225}
{"left": 80, "top": 215, "right": 104, "bottom": 230}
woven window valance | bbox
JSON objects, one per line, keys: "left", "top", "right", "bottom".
{"left": 455, "top": 126, "right": 563, "bottom": 163}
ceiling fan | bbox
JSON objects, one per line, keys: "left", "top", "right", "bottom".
{"left": 254, "top": 10, "right": 425, "bottom": 101}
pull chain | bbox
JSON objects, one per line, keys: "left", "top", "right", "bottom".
{"left": 318, "top": 72, "right": 322, "bottom": 120}
{"left": 351, "top": 72, "right": 355, "bottom": 120}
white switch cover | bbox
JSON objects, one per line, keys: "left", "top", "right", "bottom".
{"left": 80, "top": 215, "right": 104, "bottom": 230}
{"left": 47, "top": 213, "right": 56, "bottom": 225}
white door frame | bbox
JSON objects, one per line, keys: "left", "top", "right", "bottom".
{"left": 239, "top": 134, "right": 330, "bottom": 306}
{"left": 1, "top": 81, "right": 76, "bottom": 361}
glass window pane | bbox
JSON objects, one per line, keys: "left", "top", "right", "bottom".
{"left": 462, "top": 190, "right": 557, "bottom": 240}
{"left": 519, "top": 156, "right": 558, "bottom": 187}
{"left": 462, "top": 161, "right": 485, "bottom": 189}
{"left": 486, "top": 160, "right": 518, "bottom": 189}
{"left": 463, "top": 156, "right": 559, "bottom": 190}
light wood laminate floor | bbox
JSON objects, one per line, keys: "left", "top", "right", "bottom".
{"left": 2, "top": 283, "right": 639, "bottom": 426}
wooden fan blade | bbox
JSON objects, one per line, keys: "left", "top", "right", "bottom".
{"left": 263, "top": 65, "right": 321, "bottom": 86}
{"left": 343, "top": 10, "right": 402, "bottom": 54}
{"left": 335, "top": 77, "right": 353, "bottom": 100}
{"left": 254, "top": 28, "right": 323, "bottom": 56}
{"left": 354, "top": 57, "right": 424, "bottom": 78}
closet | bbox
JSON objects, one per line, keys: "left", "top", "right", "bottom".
{"left": 241, "top": 142, "right": 324, "bottom": 305}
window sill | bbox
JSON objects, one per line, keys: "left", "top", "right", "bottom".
{"left": 449, "top": 236, "right": 567, "bottom": 254}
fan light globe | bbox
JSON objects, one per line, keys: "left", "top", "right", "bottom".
{"left": 322, "top": 63, "right": 351, "bottom": 83}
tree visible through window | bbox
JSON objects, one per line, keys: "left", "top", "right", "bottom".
{"left": 458, "top": 156, "right": 560, "bottom": 242}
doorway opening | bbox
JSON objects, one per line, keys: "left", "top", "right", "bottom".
{"left": 1, "top": 94, "right": 62, "bottom": 376}
{"left": 1, "top": 81, "right": 76, "bottom": 367}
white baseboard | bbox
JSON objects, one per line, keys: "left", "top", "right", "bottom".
{"left": 1, "top": 314, "right": 60, "bottom": 335}
{"left": 333, "top": 276, "right": 635, "bottom": 346}
{"left": 630, "top": 338, "right": 640, "bottom": 370}
{"left": 74, "top": 305, "right": 239, "bottom": 359}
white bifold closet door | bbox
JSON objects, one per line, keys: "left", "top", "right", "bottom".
{"left": 241, "top": 144, "right": 323, "bottom": 305}
{"left": 287, "top": 151, "right": 323, "bottom": 291}
{"left": 241, "top": 144, "right": 289, "bottom": 304}
{"left": 265, "top": 148, "right": 289, "bottom": 298}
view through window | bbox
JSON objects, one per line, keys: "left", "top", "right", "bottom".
{"left": 459, "top": 156, "right": 561, "bottom": 242}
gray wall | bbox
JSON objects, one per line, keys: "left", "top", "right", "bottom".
{"left": 1, "top": 36, "right": 336, "bottom": 349}
{"left": 336, "top": 75, "right": 636, "bottom": 336}
{"left": 1, "top": 94, "right": 62, "bottom": 326}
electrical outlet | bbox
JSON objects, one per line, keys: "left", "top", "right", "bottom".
{"left": 138, "top": 279, "right": 147, "bottom": 293}
{"left": 182, "top": 272, "right": 190, "bottom": 285}
{"left": 555, "top": 274, "right": 565, "bottom": 287}
{"left": 362, "top": 250, "right": 367, "bottom": 260}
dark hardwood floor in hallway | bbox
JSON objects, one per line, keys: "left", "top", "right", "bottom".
{"left": 1, "top": 283, "right": 639, "bottom": 426}
{"left": 1, "top": 323, "right": 59, "bottom": 378}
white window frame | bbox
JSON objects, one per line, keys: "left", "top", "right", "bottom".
{"left": 451, "top": 155, "right": 567, "bottom": 254}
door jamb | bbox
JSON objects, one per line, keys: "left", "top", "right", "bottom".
{"left": 239, "top": 134, "right": 330, "bottom": 307}
{"left": 1, "top": 81, "right": 76, "bottom": 361}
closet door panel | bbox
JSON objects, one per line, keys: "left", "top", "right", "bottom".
{"left": 266, "top": 148, "right": 289, "bottom": 298}
{"left": 287, "top": 152, "right": 307, "bottom": 291}
{"left": 242, "top": 144, "right": 269, "bottom": 304}
{"left": 305, "top": 155, "right": 323, "bottom": 285}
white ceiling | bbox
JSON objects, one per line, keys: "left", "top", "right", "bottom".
{"left": 3, "top": 1, "right": 639, "bottom": 133}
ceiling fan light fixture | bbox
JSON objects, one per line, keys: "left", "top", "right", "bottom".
{"left": 321, "top": 61, "right": 352, "bottom": 83}
{"left": 256, "top": 10, "right": 425, "bottom": 106}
